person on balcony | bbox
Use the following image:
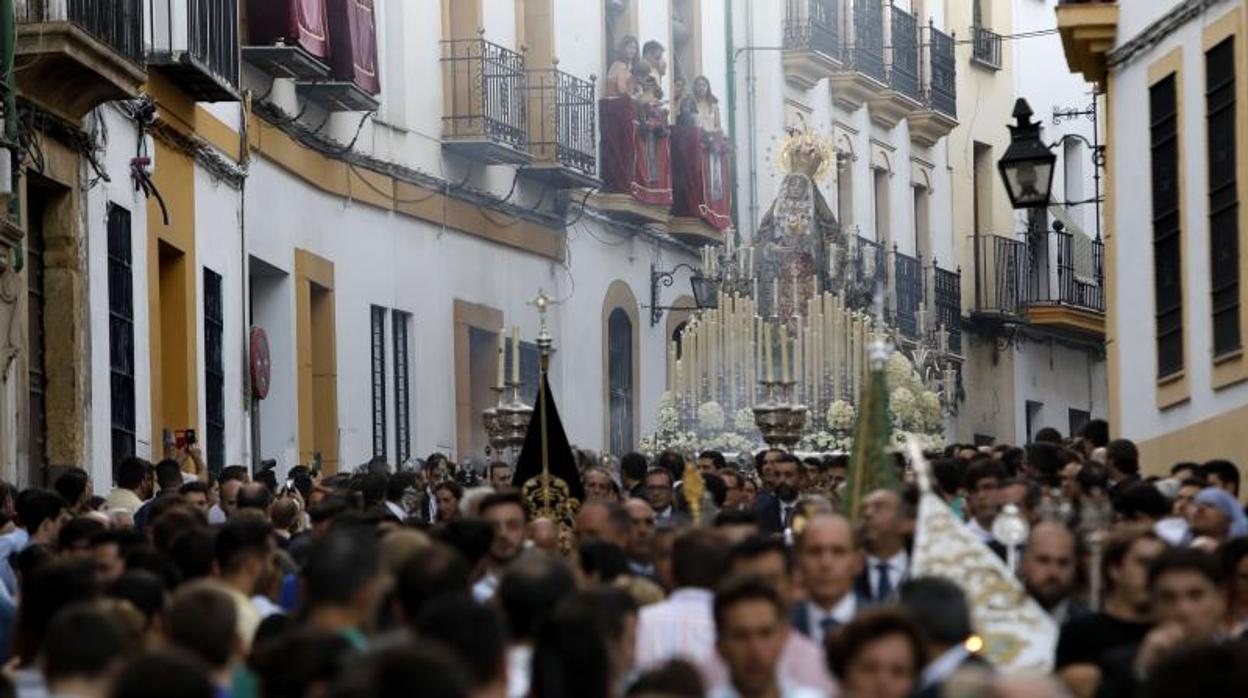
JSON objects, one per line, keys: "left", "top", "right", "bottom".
{"left": 640, "top": 40, "right": 668, "bottom": 105}
{"left": 606, "top": 35, "right": 641, "bottom": 99}
{"left": 691, "top": 76, "right": 722, "bottom": 133}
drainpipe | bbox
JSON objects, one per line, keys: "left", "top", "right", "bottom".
{"left": 2, "top": 0, "right": 19, "bottom": 225}
{"left": 724, "top": 0, "right": 739, "bottom": 245}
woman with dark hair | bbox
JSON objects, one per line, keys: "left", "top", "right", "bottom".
{"left": 530, "top": 596, "right": 613, "bottom": 698}
{"left": 607, "top": 35, "right": 641, "bottom": 98}
{"left": 826, "top": 608, "right": 926, "bottom": 698}
{"left": 434, "top": 482, "right": 464, "bottom": 523}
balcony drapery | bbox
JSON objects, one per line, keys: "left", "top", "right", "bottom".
{"left": 247, "top": 0, "right": 330, "bottom": 60}
{"left": 672, "top": 125, "right": 732, "bottom": 230}
{"left": 326, "top": 0, "right": 378, "bottom": 93}
{"left": 600, "top": 98, "right": 673, "bottom": 206}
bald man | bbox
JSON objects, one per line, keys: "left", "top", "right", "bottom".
{"left": 624, "top": 498, "right": 658, "bottom": 577}
{"left": 576, "top": 501, "right": 629, "bottom": 547}
{"left": 790, "top": 514, "right": 865, "bottom": 647}
{"left": 1020, "top": 520, "right": 1086, "bottom": 624}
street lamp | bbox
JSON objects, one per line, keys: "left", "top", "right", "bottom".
{"left": 998, "top": 98, "right": 1057, "bottom": 209}
{"left": 649, "top": 263, "right": 720, "bottom": 325}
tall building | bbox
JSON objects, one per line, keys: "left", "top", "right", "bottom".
{"left": 1059, "top": 0, "right": 1248, "bottom": 470}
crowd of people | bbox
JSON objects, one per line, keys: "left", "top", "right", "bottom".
{"left": 0, "top": 419, "right": 1244, "bottom": 697}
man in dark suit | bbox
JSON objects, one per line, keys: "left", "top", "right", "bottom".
{"left": 899, "top": 577, "right": 992, "bottom": 698}
{"left": 854, "top": 487, "right": 915, "bottom": 604}
{"left": 788, "top": 514, "right": 867, "bottom": 648}
{"left": 754, "top": 453, "right": 802, "bottom": 535}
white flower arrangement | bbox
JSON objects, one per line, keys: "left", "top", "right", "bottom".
{"left": 697, "top": 401, "right": 727, "bottom": 433}
{"left": 918, "top": 390, "right": 943, "bottom": 432}
{"left": 889, "top": 386, "right": 918, "bottom": 431}
{"left": 802, "top": 431, "right": 852, "bottom": 453}
{"left": 826, "top": 400, "right": 857, "bottom": 432}
{"left": 891, "top": 430, "right": 946, "bottom": 453}
{"left": 733, "top": 407, "right": 756, "bottom": 433}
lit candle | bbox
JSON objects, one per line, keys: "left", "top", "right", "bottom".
{"left": 511, "top": 325, "right": 521, "bottom": 385}
{"left": 497, "top": 328, "right": 506, "bottom": 390}
{"left": 773, "top": 283, "right": 780, "bottom": 316}
{"left": 780, "top": 324, "right": 790, "bottom": 384}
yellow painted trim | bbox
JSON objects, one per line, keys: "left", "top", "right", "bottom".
{"left": 1204, "top": 8, "right": 1248, "bottom": 390}
{"left": 295, "top": 249, "right": 339, "bottom": 474}
{"left": 145, "top": 72, "right": 242, "bottom": 162}
{"left": 453, "top": 300, "right": 504, "bottom": 460}
{"left": 147, "top": 137, "right": 200, "bottom": 451}
{"left": 602, "top": 280, "right": 642, "bottom": 453}
{"left": 245, "top": 112, "right": 566, "bottom": 261}
{"left": 1149, "top": 48, "right": 1191, "bottom": 410}
{"left": 1024, "top": 304, "right": 1106, "bottom": 336}
{"left": 1056, "top": 3, "right": 1119, "bottom": 85}
{"left": 1136, "top": 400, "right": 1248, "bottom": 481}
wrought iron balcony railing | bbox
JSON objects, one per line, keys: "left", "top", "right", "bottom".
{"left": 148, "top": 0, "right": 240, "bottom": 100}
{"left": 783, "top": 0, "right": 841, "bottom": 59}
{"left": 926, "top": 24, "right": 956, "bottom": 117}
{"left": 19, "top": 0, "right": 145, "bottom": 64}
{"left": 527, "top": 68, "right": 597, "bottom": 180}
{"left": 973, "top": 231, "right": 1105, "bottom": 320}
{"left": 894, "top": 248, "right": 923, "bottom": 338}
{"left": 442, "top": 38, "right": 529, "bottom": 159}
{"left": 930, "top": 261, "right": 963, "bottom": 354}
{"left": 971, "top": 25, "right": 1002, "bottom": 69}
{"left": 888, "top": 4, "right": 920, "bottom": 102}
{"left": 849, "top": 0, "right": 886, "bottom": 84}
{"left": 855, "top": 234, "right": 888, "bottom": 291}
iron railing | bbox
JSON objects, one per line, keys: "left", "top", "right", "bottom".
{"left": 441, "top": 38, "right": 529, "bottom": 151}
{"left": 19, "top": 0, "right": 145, "bottom": 64}
{"left": 855, "top": 235, "right": 888, "bottom": 291}
{"left": 971, "top": 25, "right": 1002, "bottom": 69}
{"left": 974, "top": 232, "right": 1105, "bottom": 318}
{"left": 1054, "top": 229, "right": 1105, "bottom": 311}
{"left": 528, "top": 68, "right": 597, "bottom": 177}
{"left": 850, "top": 0, "right": 886, "bottom": 83}
{"left": 783, "top": 0, "right": 841, "bottom": 59}
{"left": 931, "top": 262, "right": 963, "bottom": 353}
{"left": 926, "top": 24, "right": 956, "bottom": 117}
{"left": 894, "top": 248, "right": 923, "bottom": 338}
{"left": 148, "top": 0, "right": 239, "bottom": 89}
{"left": 888, "top": 4, "right": 920, "bottom": 101}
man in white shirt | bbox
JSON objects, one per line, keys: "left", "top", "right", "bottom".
{"left": 963, "top": 459, "right": 1005, "bottom": 544}
{"left": 710, "top": 575, "right": 824, "bottom": 698}
{"left": 790, "top": 514, "right": 865, "bottom": 648}
{"left": 856, "top": 488, "right": 913, "bottom": 603}
{"left": 636, "top": 529, "right": 731, "bottom": 668}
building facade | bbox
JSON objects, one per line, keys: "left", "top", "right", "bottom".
{"left": 1060, "top": 0, "right": 1248, "bottom": 471}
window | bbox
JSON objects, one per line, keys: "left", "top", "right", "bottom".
{"left": 392, "top": 310, "right": 411, "bottom": 464}
{"left": 1068, "top": 408, "right": 1091, "bottom": 438}
{"left": 27, "top": 191, "right": 47, "bottom": 472}
{"left": 913, "top": 185, "right": 930, "bottom": 261}
{"left": 1207, "top": 38, "right": 1240, "bottom": 357}
{"left": 204, "top": 269, "right": 225, "bottom": 472}
{"left": 607, "top": 308, "right": 634, "bottom": 456}
{"left": 1151, "top": 74, "right": 1184, "bottom": 378}
{"left": 370, "top": 305, "right": 387, "bottom": 460}
{"left": 1064, "top": 139, "right": 1084, "bottom": 208}
{"left": 837, "top": 153, "right": 854, "bottom": 227}
{"left": 873, "top": 168, "right": 890, "bottom": 244}
{"left": 107, "top": 205, "right": 136, "bottom": 467}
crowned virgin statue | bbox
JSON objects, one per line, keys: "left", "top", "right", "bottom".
{"left": 755, "top": 130, "right": 847, "bottom": 321}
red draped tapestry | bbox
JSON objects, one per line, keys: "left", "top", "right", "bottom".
{"left": 247, "top": 0, "right": 331, "bottom": 60}
{"left": 599, "top": 98, "right": 673, "bottom": 206}
{"left": 326, "top": 0, "right": 380, "bottom": 94}
{"left": 671, "top": 125, "right": 733, "bottom": 230}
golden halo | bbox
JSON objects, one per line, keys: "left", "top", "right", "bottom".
{"left": 776, "top": 129, "right": 837, "bottom": 182}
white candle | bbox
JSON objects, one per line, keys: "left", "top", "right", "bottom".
{"left": 764, "top": 322, "right": 773, "bottom": 384}
{"left": 511, "top": 326, "right": 521, "bottom": 385}
{"left": 780, "top": 324, "right": 790, "bottom": 384}
{"left": 497, "top": 328, "right": 506, "bottom": 390}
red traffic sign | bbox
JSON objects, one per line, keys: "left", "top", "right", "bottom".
{"left": 250, "top": 327, "right": 271, "bottom": 401}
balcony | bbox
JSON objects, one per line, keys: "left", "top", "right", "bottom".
{"left": 147, "top": 0, "right": 240, "bottom": 102}
{"left": 15, "top": 0, "right": 146, "bottom": 121}
{"left": 1056, "top": 1, "right": 1118, "bottom": 85}
{"left": 929, "top": 261, "right": 963, "bottom": 354}
{"left": 867, "top": 3, "right": 922, "bottom": 129}
{"left": 242, "top": 0, "right": 332, "bottom": 80}
{"left": 670, "top": 125, "right": 732, "bottom": 245}
{"left": 972, "top": 231, "right": 1105, "bottom": 338}
{"left": 829, "top": 0, "right": 886, "bottom": 112}
{"left": 782, "top": 0, "right": 842, "bottom": 89}
{"left": 892, "top": 248, "right": 922, "bottom": 339}
{"left": 441, "top": 38, "right": 531, "bottom": 166}
{"left": 298, "top": 0, "right": 380, "bottom": 112}
{"left": 908, "top": 23, "right": 958, "bottom": 147}
{"left": 522, "top": 68, "right": 599, "bottom": 189}
{"left": 594, "top": 97, "right": 672, "bottom": 225}
{"left": 971, "top": 25, "right": 1002, "bottom": 70}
